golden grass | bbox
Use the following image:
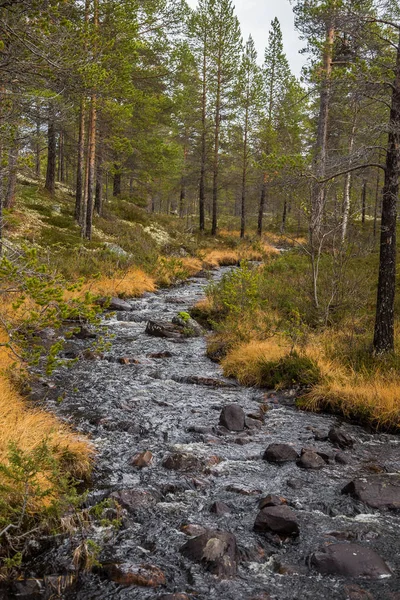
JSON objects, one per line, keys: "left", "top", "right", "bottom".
{"left": 201, "top": 244, "right": 278, "bottom": 269}
{"left": 221, "top": 338, "right": 290, "bottom": 386}
{"left": 180, "top": 256, "right": 203, "bottom": 276}
{"left": 82, "top": 267, "right": 156, "bottom": 298}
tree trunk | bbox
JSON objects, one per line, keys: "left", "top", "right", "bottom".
{"left": 361, "top": 180, "right": 367, "bottom": 226}
{"left": 240, "top": 107, "right": 249, "bottom": 239}
{"left": 75, "top": 98, "right": 86, "bottom": 222}
{"left": 310, "top": 21, "right": 335, "bottom": 245}
{"left": 211, "top": 51, "right": 222, "bottom": 236}
{"left": 341, "top": 107, "right": 358, "bottom": 242}
{"left": 113, "top": 169, "right": 121, "bottom": 197}
{"left": 373, "top": 31, "right": 400, "bottom": 354}
{"left": 281, "top": 198, "right": 287, "bottom": 233}
{"left": 95, "top": 137, "right": 103, "bottom": 216}
{"left": 5, "top": 142, "right": 18, "bottom": 208}
{"left": 199, "top": 36, "right": 207, "bottom": 232}
{"left": 35, "top": 118, "right": 41, "bottom": 179}
{"left": 84, "top": 95, "right": 97, "bottom": 239}
{"left": 45, "top": 113, "right": 56, "bottom": 196}
{"left": 257, "top": 173, "right": 267, "bottom": 237}
{"left": 58, "top": 130, "right": 65, "bottom": 183}
{"left": 373, "top": 167, "right": 381, "bottom": 239}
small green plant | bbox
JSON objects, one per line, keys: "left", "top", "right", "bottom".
{"left": 177, "top": 311, "right": 190, "bottom": 322}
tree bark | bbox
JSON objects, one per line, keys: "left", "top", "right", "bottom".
{"left": 113, "top": 169, "right": 121, "bottom": 197}
{"left": 373, "top": 167, "right": 381, "bottom": 239}
{"left": 257, "top": 173, "right": 267, "bottom": 237}
{"left": 240, "top": 107, "right": 249, "bottom": 239}
{"left": 199, "top": 35, "right": 207, "bottom": 232}
{"left": 95, "top": 136, "right": 103, "bottom": 216}
{"left": 35, "top": 118, "right": 41, "bottom": 179}
{"left": 373, "top": 31, "right": 400, "bottom": 354}
{"left": 45, "top": 114, "right": 56, "bottom": 196}
{"left": 341, "top": 107, "right": 358, "bottom": 242}
{"left": 211, "top": 47, "right": 222, "bottom": 236}
{"left": 75, "top": 98, "right": 86, "bottom": 223}
{"left": 361, "top": 180, "right": 367, "bottom": 226}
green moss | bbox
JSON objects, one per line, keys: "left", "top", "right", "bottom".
{"left": 257, "top": 351, "right": 321, "bottom": 389}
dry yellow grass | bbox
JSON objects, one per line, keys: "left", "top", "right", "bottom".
{"left": 221, "top": 338, "right": 290, "bottom": 386}
{"left": 180, "top": 256, "right": 203, "bottom": 275}
{"left": 201, "top": 245, "right": 277, "bottom": 269}
{"left": 82, "top": 267, "right": 156, "bottom": 298}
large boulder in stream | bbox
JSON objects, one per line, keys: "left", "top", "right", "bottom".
{"left": 254, "top": 505, "right": 299, "bottom": 537}
{"left": 219, "top": 404, "right": 245, "bottom": 431}
{"left": 105, "top": 562, "right": 166, "bottom": 587}
{"left": 311, "top": 543, "right": 391, "bottom": 578}
{"left": 180, "top": 529, "right": 239, "bottom": 578}
{"left": 328, "top": 427, "right": 354, "bottom": 449}
{"left": 145, "top": 320, "right": 183, "bottom": 339}
{"left": 263, "top": 443, "right": 299, "bottom": 463}
{"left": 162, "top": 452, "right": 204, "bottom": 472}
{"left": 342, "top": 474, "right": 400, "bottom": 509}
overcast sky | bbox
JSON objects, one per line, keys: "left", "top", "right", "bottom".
{"left": 186, "top": 0, "right": 306, "bottom": 77}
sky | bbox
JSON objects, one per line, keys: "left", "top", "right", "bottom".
{"left": 186, "top": 0, "right": 306, "bottom": 77}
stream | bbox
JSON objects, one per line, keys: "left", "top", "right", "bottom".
{"left": 24, "top": 268, "right": 400, "bottom": 599}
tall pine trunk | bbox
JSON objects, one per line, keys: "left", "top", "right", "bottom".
{"left": 240, "top": 107, "right": 249, "bottom": 239}
{"left": 257, "top": 173, "right": 267, "bottom": 237}
{"left": 199, "top": 36, "right": 207, "bottom": 232}
{"left": 75, "top": 99, "right": 86, "bottom": 223}
{"left": 373, "top": 31, "right": 400, "bottom": 354}
{"left": 341, "top": 107, "right": 357, "bottom": 242}
{"left": 45, "top": 114, "right": 56, "bottom": 196}
{"left": 95, "top": 134, "right": 103, "bottom": 216}
{"left": 211, "top": 55, "right": 222, "bottom": 236}
{"left": 84, "top": 94, "right": 97, "bottom": 239}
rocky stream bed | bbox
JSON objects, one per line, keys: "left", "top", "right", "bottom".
{"left": 10, "top": 268, "right": 400, "bottom": 599}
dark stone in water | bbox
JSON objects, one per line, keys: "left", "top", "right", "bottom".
{"left": 344, "top": 585, "right": 375, "bottom": 600}
{"left": 258, "top": 495, "right": 286, "bottom": 510}
{"left": 173, "top": 375, "right": 237, "bottom": 388}
{"left": 105, "top": 562, "right": 166, "bottom": 586}
{"left": 147, "top": 351, "right": 173, "bottom": 358}
{"left": 162, "top": 452, "right": 203, "bottom": 472}
{"left": 158, "top": 595, "right": 190, "bottom": 600}
{"left": 180, "top": 530, "right": 239, "bottom": 578}
{"left": 145, "top": 320, "right": 183, "bottom": 339}
{"left": 328, "top": 427, "right": 354, "bottom": 449}
{"left": 298, "top": 450, "right": 326, "bottom": 470}
{"left": 245, "top": 416, "right": 262, "bottom": 429}
{"left": 73, "top": 326, "right": 96, "bottom": 339}
{"left": 310, "top": 543, "right": 391, "bottom": 578}
{"left": 210, "top": 501, "right": 232, "bottom": 515}
{"left": 254, "top": 505, "right": 299, "bottom": 537}
{"left": 110, "top": 489, "right": 156, "bottom": 512}
{"left": 342, "top": 474, "right": 400, "bottom": 509}
{"left": 131, "top": 450, "right": 153, "bottom": 468}
{"left": 263, "top": 443, "right": 299, "bottom": 463}
{"left": 219, "top": 404, "right": 245, "bottom": 431}
{"left": 335, "top": 452, "right": 352, "bottom": 465}
{"left": 314, "top": 429, "right": 329, "bottom": 441}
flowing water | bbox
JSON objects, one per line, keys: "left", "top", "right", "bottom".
{"left": 30, "top": 269, "right": 400, "bottom": 599}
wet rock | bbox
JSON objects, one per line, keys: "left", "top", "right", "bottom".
{"left": 158, "top": 595, "right": 190, "bottom": 600}
{"left": 239, "top": 545, "right": 266, "bottom": 563}
{"left": 173, "top": 376, "right": 236, "bottom": 388}
{"left": 72, "top": 326, "right": 96, "bottom": 339}
{"left": 162, "top": 452, "right": 203, "bottom": 472}
{"left": 311, "top": 543, "right": 391, "bottom": 578}
{"left": 342, "top": 474, "right": 400, "bottom": 509}
{"left": 172, "top": 315, "right": 204, "bottom": 336}
{"left": 131, "top": 450, "right": 153, "bottom": 468}
{"left": 263, "top": 443, "right": 299, "bottom": 463}
{"left": 110, "top": 489, "right": 156, "bottom": 512}
{"left": 105, "top": 562, "right": 166, "bottom": 586}
{"left": 145, "top": 320, "right": 183, "bottom": 339}
{"left": 247, "top": 411, "right": 265, "bottom": 423}
{"left": 210, "top": 501, "right": 232, "bottom": 515}
{"left": 287, "top": 478, "right": 304, "bottom": 490}
{"left": 147, "top": 351, "right": 173, "bottom": 359}
{"left": 314, "top": 429, "right": 329, "bottom": 441}
{"left": 219, "top": 404, "right": 245, "bottom": 431}
{"left": 258, "top": 495, "right": 286, "bottom": 510}
{"left": 328, "top": 427, "right": 354, "bottom": 449}
{"left": 165, "top": 296, "right": 188, "bottom": 304}
{"left": 344, "top": 585, "right": 375, "bottom": 600}
{"left": 187, "top": 425, "right": 216, "bottom": 434}
{"left": 180, "top": 530, "right": 239, "bottom": 578}
{"left": 102, "top": 297, "right": 132, "bottom": 311}
{"left": 254, "top": 505, "right": 299, "bottom": 537}
{"left": 118, "top": 356, "right": 141, "bottom": 365}
{"left": 181, "top": 523, "right": 208, "bottom": 537}
{"left": 298, "top": 450, "right": 326, "bottom": 470}
{"left": 245, "top": 417, "right": 262, "bottom": 429}
{"left": 335, "top": 452, "right": 352, "bottom": 465}
{"left": 226, "top": 484, "right": 261, "bottom": 496}
{"left": 12, "top": 579, "right": 43, "bottom": 598}
{"left": 275, "top": 561, "right": 308, "bottom": 575}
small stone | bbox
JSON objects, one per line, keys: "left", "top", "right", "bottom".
{"left": 287, "top": 478, "right": 303, "bottom": 490}
{"left": 105, "top": 563, "right": 165, "bottom": 587}
{"left": 147, "top": 351, "right": 173, "bottom": 359}
{"left": 254, "top": 505, "right": 299, "bottom": 537}
{"left": 342, "top": 474, "right": 400, "bottom": 509}
{"left": 226, "top": 484, "right": 261, "bottom": 496}
{"left": 263, "top": 443, "right": 299, "bottom": 463}
{"left": 335, "top": 452, "right": 351, "bottom": 465}
{"left": 314, "top": 429, "right": 329, "bottom": 441}
{"left": 173, "top": 375, "right": 236, "bottom": 388}
{"left": 258, "top": 495, "right": 286, "bottom": 510}
{"left": 180, "top": 523, "right": 207, "bottom": 537}
{"left": 245, "top": 417, "right": 262, "bottom": 429}
{"left": 162, "top": 452, "right": 203, "bottom": 472}
{"left": 311, "top": 543, "right": 391, "bottom": 578}
{"left": 132, "top": 451, "right": 153, "bottom": 468}
{"left": 118, "top": 357, "right": 140, "bottom": 365}
{"left": 210, "top": 501, "right": 232, "bottom": 515}
{"left": 110, "top": 489, "right": 156, "bottom": 512}
{"left": 180, "top": 530, "right": 239, "bottom": 578}
{"left": 275, "top": 561, "right": 308, "bottom": 575}
{"left": 219, "top": 404, "right": 246, "bottom": 431}
{"left": 297, "top": 450, "right": 326, "bottom": 470}
{"left": 145, "top": 320, "right": 183, "bottom": 339}
{"left": 328, "top": 427, "right": 354, "bottom": 449}
{"left": 344, "top": 585, "right": 375, "bottom": 600}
